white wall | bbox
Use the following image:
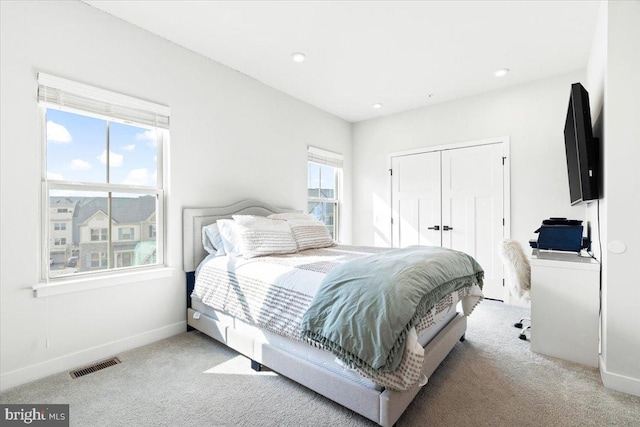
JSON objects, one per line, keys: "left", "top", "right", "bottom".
{"left": 0, "top": 1, "right": 351, "bottom": 390}
{"left": 352, "top": 71, "right": 587, "bottom": 252}
{"left": 587, "top": 0, "right": 640, "bottom": 397}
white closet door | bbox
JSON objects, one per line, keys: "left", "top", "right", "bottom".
{"left": 391, "top": 152, "right": 441, "bottom": 248}
{"left": 441, "top": 144, "right": 505, "bottom": 300}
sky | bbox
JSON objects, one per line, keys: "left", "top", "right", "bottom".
{"left": 308, "top": 162, "right": 335, "bottom": 195}
{"left": 46, "top": 108, "right": 158, "bottom": 188}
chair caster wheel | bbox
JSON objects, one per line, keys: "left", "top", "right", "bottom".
{"left": 514, "top": 322, "right": 523, "bottom": 329}
{"left": 519, "top": 333, "right": 527, "bottom": 341}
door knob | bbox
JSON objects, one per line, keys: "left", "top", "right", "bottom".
{"left": 443, "top": 225, "right": 453, "bottom": 231}
{"left": 427, "top": 225, "right": 440, "bottom": 230}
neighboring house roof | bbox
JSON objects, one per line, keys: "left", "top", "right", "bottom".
{"left": 75, "top": 196, "right": 156, "bottom": 225}
{"left": 49, "top": 197, "right": 79, "bottom": 208}
{"left": 70, "top": 196, "right": 156, "bottom": 245}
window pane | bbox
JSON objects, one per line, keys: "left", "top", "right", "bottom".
{"left": 109, "top": 122, "right": 158, "bottom": 187}
{"left": 46, "top": 109, "right": 107, "bottom": 184}
{"left": 308, "top": 162, "right": 320, "bottom": 198}
{"left": 111, "top": 193, "right": 157, "bottom": 267}
{"left": 49, "top": 190, "right": 108, "bottom": 277}
{"left": 48, "top": 190, "right": 158, "bottom": 278}
{"left": 320, "top": 165, "right": 336, "bottom": 199}
{"left": 307, "top": 201, "right": 336, "bottom": 239}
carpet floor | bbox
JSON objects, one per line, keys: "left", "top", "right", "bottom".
{"left": 2, "top": 300, "right": 639, "bottom": 426}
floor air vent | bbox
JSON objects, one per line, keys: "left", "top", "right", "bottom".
{"left": 69, "top": 357, "right": 121, "bottom": 379}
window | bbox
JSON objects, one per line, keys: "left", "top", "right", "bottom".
{"left": 90, "top": 252, "right": 108, "bottom": 268}
{"left": 39, "top": 73, "right": 169, "bottom": 280}
{"left": 115, "top": 251, "right": 134, "bottom": 268}
{"left": 149, "top": 225, "right": 156, "bottom": 238}
{"left": 118, "top": 227, "right": 135, "bottom": 241}
{"left": 307, "top": 146, "right": 343, "bottom": 240}
{"left": 90, "top": 228, "right": 108, "bottom": 241}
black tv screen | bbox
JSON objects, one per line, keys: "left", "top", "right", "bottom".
{"left": 563, "top": 83, "right": 599, "bottom": 205}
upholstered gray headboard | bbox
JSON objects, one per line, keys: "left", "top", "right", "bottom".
{"left": 182, "top": 199, "right": 297, "bottom": 272}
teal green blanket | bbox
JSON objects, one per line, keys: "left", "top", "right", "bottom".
{"left": 300, "top": 246, "right": 484, "bottom": 374}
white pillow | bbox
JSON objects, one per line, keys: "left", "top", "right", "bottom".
{"left": 232, "top": 215, "right": 298, "bottom": 258}
{"left": 287, "top": 219, "right": 335, "bottom": 251}
{"left": 217, "top": 219, "right": 243, "bottom": 256}
{"left": 267, "top": 212, "right": 314, "bottom": 221}
{"left": 202, "top": 222, "right": 226, "bottom": 256}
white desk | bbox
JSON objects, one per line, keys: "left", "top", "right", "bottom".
{"left": 530, "top": 250, "right": 600, "bottom": 367}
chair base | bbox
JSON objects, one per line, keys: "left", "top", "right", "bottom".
{"left": 514, "top": 318, "right": 531, "bottom": 341}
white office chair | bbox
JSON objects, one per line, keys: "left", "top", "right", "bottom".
{"left": 498, "top": 239, "right": 531, "bottom": 340}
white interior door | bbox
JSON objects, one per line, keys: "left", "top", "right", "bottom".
{"left": 391, "top": 141, "right": 508, "bottom": 301}
{"left": 391, "top": 152, "right": 441, "bottom": 248}
{"left": 441, "top": 144, "right": 505, "bottom": 300}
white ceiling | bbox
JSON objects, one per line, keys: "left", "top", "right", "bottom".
{"left": 84, "top": 1, "right": 600, "bottom": 123}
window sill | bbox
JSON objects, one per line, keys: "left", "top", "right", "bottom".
{"left": 32, "top": 266, "right": 175, "bottom": 298}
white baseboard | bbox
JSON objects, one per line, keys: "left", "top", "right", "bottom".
{"left": 599, "top": 354, "right": 640, "bottom": 397}
{"left": 0, "top": 321, "right": 186, "bottom": 392}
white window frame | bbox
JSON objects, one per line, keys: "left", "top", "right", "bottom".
{"left": 38, "top": 73, "right": 169, "bottom": 283}
{"left": 307, "top": 146, "right": 343, "bottom": 241}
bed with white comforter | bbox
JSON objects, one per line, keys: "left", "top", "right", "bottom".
{"left": 183, "top": 200, "right": 484, "bottom": 426}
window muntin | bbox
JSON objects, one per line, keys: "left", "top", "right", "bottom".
{"left": 41, "top": 77, "right": 167, "bottom": 281}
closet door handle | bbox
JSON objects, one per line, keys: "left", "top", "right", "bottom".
{"left": 443, "top": 225, "right": 453, "bottom": 231}
{"left": 427, "top": 225, "right": 440, "bottom": 230}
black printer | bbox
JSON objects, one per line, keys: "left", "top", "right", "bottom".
{"left": 529, "top": 217, "right": 589, "bottom": 253}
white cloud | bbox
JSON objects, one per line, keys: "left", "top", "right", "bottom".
{"left": 47, "top": 172, "right": 64, "bottom": 180}
{"left": 136, "top": 129, "right": 157, "bottom": 148}
{"left": 70, "top": 159, "right": 91, "bottom": 170}
{"left": 123, "top": 168, "right": 150, "bottom": 186}
{"left": 122, "top": 144, "right": 136, "bottom": 151}
{"left": 97, "top": 150, "right": 123, "bottom": 167}
{"left": 47, "top": 121, "right": 72, "bottom": 143}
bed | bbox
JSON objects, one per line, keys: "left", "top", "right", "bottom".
{"left": 183, "top": 200, "right": 484, "bottom": 426}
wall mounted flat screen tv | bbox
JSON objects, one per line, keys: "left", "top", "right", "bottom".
{"left": 564, "top": 82, "right": 599, "bottom": 205}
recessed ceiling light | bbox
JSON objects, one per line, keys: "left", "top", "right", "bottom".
{"left": 373, "top": 103, "right": 383, "bottom": 109}
{"left": 292, "top": 52, "right": 306, "bottom": 63}
{"left": 494, "top": 68, "right": 510, "bottom": 77}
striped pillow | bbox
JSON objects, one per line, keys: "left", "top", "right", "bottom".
{"left": 267, "top": 212, "right": 314, "bottom": 221}
{"left": 287, "top": 219, "right": 335, "bottom": 251}
{"left": 232, "top": 215, "right": 298, "bottom": 258}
